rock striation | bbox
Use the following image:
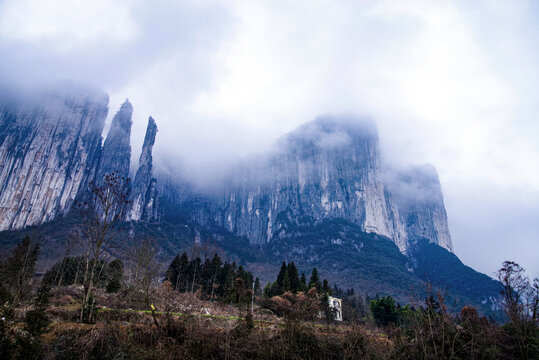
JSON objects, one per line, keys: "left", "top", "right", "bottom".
{"left": 128, "top": 117, "right": 159, "bottom": 221}
{"left": 98, "top": 99, "right": 133, "bottom": 181}
{"left": 388, "top": 164, "right": 453, "bottom": 252}
{"left": 0, "top": 88, "right": 108, "bottom": 230}
{"left": 0, "top": 84, "right": 451, "bottom": 254}
{"left": 173, "top": 117, "right": 452, "bottom": 253}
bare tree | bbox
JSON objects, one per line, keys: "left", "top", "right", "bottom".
{"left": 78, "top": 172, "right": 130, "bottom": 323}
{"left": 53, "top": 231, "right": 77, "bottom": 287}
{"left": 496, "top": 261, "right": 537, "bottom": 360}
{"left": 497, "top": 261, "right": 530, "bottom": 323}
{"left": 531, "top": 278, "right": 539, "bottom": 323}
{"left": 0, "top": 236, "right": 40, "bottom": 305}
{"left": 127, "top": 237, "right": 160, "bottom": 310}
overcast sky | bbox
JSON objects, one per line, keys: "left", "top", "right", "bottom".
{"left": 0, "top": 0, "right": 537, "bottom": 277}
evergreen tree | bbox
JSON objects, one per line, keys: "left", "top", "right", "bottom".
{"left": 370, "top": 295, "right": 398, "bottom": 327}
{"left": 106, "top": 259, "right": 123, "bottom": 293}
{"left": 308, "top": 268, "right": 321, "bottom": 292}
{"left": 300, "top": 272, "right": 307, "bottom": 291}
{"left": 254, "top": 277, "right": 261, "bottom": 296}
{"left": 287, "top": 262, "right": 301, "bottom": 293}
{"left": 282, "top": 270, "right": 291, "bottom": 292}
{"left": 24, "top": 282, "right": 51, "bottom": 337}
{"left": 322, "top": 279, "right": 331, "bottom": 295}
{"left": 165, "top": 254, "right": 181, "bottom": 288}
{"left": 1, "top": 236, "right": 40, "bottom": 304}
{"left": 276, "top": 261, "right": 288, "bottom": 291}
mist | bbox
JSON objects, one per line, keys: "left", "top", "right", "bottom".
{"left": 0, "top": 0, "right": 537, "bottom": 277}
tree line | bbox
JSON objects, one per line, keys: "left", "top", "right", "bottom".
{"left": 165, "top": 251, "right": 259, "bottom": 304}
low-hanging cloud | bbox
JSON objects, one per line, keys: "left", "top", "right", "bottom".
{"left": 0, "top": 0, "right": 537, "bottom": 277}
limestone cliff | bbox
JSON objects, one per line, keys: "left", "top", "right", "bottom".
{"left": 173, "top": 116, "right": 452, "bottom": 253}
{"left": 0, "top": 88, "right": 108, "bottom": 230}
{"left": 128, "top": 117, "right": 159, "bottom": 221}
{"left": 388, "top": 164, "right": 453, "bottom": 252}
{"left": 98, "top": 99, "right": 133, "bottom": 180}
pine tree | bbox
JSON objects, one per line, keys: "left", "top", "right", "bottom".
{"left": 282, "top": 270, "right": 291, "bottom": 292}
{"left": 322, "top": 279, "right": 331, "bottom": 295}
{"left": 300, "top": 272, "right": 307, "bottom": 291}
{"left": 165, "top": 254, "right": 181, "bottom": 288}
{"left": 106, "top": 259, "right": 123, "bottom": 293}
{"left": 308, "top": 268, "right": 321, "bottom": 292}
{"left": 24, "top": 282, "right": 51, "bottom": 337}
{"left": 276, "top": 261, "right": 288, "bottom": 291}
{"left": 287, "top": 262, "right": 301, "bottom": 293}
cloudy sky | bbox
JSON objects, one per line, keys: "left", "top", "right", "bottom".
{"left": 0, "top": 0, "right": 537, "bottom": 277}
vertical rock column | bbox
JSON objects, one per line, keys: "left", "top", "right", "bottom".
{"left": 97, "top": 99, "right": 133, "bottom": 181}
{"left": 128, "top": 116, "right": 158, "bottom": 221}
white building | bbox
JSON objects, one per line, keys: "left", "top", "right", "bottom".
{"left": 328, "top": 296, "right": 342, "bottom": 321}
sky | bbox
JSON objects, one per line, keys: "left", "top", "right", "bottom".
{"left": 0, "top": 0, "right": 537, "bottom": 278}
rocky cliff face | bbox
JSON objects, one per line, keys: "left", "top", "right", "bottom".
{"left": 0, "top": 88, "right": 108, "bottom": 230}
{"left": 174, "top": 117, "right": 452, "bottom": 253}
{"left": 98, "top": 99, "right": 133, "bottom": 180}
{"left": 0, "top": 84, "right": 451, "bottom": 254}
{"left": 388, "top": 164, "right": 453, "bottom": 251}
{"left": 128, "top": 117, "right": 159, "bottom": 221}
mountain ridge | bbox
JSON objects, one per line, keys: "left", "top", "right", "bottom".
{"left": 0, "top": 86, "right": 501, "bottom": 317}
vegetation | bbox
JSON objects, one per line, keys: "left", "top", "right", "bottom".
{"left": 0, "top": 174, "right": 537, "bottom": 359}
{"left": 0, "top": 229, "right": 538, "bottom": 359}
{"left": 165, "top": 251, "right": 257, "bottom": 304}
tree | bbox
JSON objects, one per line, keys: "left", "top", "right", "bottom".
{"left": 300, "top": 273, "right": 307, "bottom": 291}
{"left": 276, "top": 261, "right": 288, "bottom": 292}
{"left": 497, "top": 261, "right": 530, "bottom": 323}
{"left": 23, "top": 282, "right": 51, "bottom": 337}
{"left": 254, "top": 277, "right": 261, "bottom": 297}
{"left": 127, "top": 237, "right": 160, "bottom": 310}
{"left": 370, "top": 296, "right": 398, "bottom": 327}
{"left": 496, "top": 261, "right": 538, "bottom": 360}
{"left": 287, "top": 262, "right": 301, "bottom": 293}
{"left": 78, "top": 171, "right": 130, "bottom": 322}
{"left": 308, "top": 268, "right": 321, "bottom": 292}
{"left": 106, "top": 259, "right": 123, "bottom": 293}
{"left": 0, "top": 236, "right": 40, "bottom": 304}
{"left": 321, "top": 279, "right": 331, "bottom": 295}
{"left": 270, "top": 288, "right": 320, "bottom": 322}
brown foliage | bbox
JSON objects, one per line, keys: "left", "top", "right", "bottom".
{"left": 269, "top": 288, "right": 320, "bottom": 322}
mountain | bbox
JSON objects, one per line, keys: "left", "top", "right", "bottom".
{"left": 0, "top": 86, "right": 159, "bottom": 229}
{"left": 128, "top": 116, "right": 159, "bottom": 221}
{"left": 0, "top": 87, "right": 108, "bottom": 231}
{"left": 169, "top": 117, "right": 452, "bottom": 254}
{"left": 0, "top": 85, "right": 501, "bottom": 316}
{"left": 98, "top": 99, "right": 133, "bottom": 181}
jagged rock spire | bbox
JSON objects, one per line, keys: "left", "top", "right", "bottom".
{"left": 98, "top": 99, "right": 133, "bottom": 181}
{"left": 129, "top": 116, "right": 158, "bottom": 221}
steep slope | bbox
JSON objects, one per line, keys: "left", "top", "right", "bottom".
{"left": 98, "top": 99, "right": 133, "bottom": 180}
{"left": 173, "top": 116, "right": 451, "bottom": 254}
{"left": 0, "top": 87, "right": 108, "bottom": 230}
{"left": 411, "top": 239, "right": 500, "bottom": 316}
{"left": 128, "top": 116, "right": 159, "bottom": 221}
{"left": 387, "top": 165, "right": 453, "bottom": 251}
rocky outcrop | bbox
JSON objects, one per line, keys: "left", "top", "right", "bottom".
{"left": 98, "top": 99, "right": 132, "bottom": 181}
{"left": 0, "top": 84, "right": 452, "bottom": 254}
{"left": 388, "top": 164, "right": 453, "bottom": 252}
{"left": 128, "top": 117, "right": 159, "bottom": 221}
{"left": 174, "top": 116, "right": 452, "bottom": 253}
{"left": 0, "top": 88, "right": 108, "bottom": 230}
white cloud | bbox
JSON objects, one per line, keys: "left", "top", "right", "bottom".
{"left": 0, "top": 0, "right": 137, "bottom": 49}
